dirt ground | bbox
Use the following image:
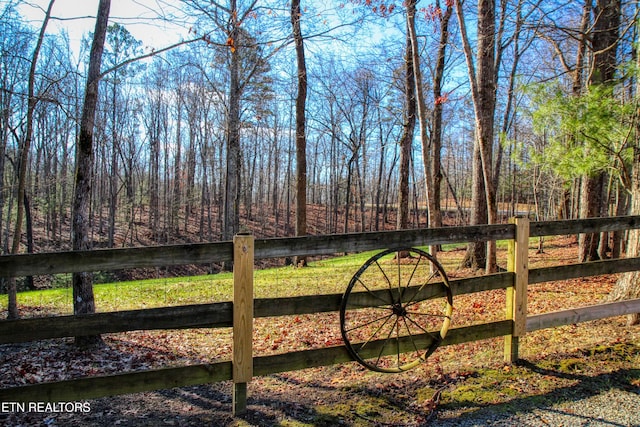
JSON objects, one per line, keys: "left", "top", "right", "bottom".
{"left": 2, "top": 317, "right": 639, "bottom": 426}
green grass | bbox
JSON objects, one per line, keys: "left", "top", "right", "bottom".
{"left": 1, "top": 249, "right": 385, "bottom": 316}
{"left": 0, "top": 242, "right": 500, "bottom": 316}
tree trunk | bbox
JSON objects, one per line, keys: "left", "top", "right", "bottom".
{"left": 494, "top": 0, "right": 523, "bottom": 195}
{"left": 611, "top": 143, "right": 640, "bottom": 325}
{"left": 374, "top": 112, "right": 388, "bottom": 231}
{"left": 107, "top": 142, "right": 118, "bottom": 247}
{"left": 150, "top": 137, "right": 160, "bottom": 239}
{"left": 185, "top": 123, "right": 196, "bottom": 233}
{"left": 292, "top": 0, "right": 307, "bottom": 266}
{"left": 107, "top": 77, "right": 118, "bottom": 248}
{"left": 172, "top": 97, "right": 182, "bottom": 237}
{"left": 223, "top": 0, "right": 241, "bottom": 245}
{"left": 397, "top": 28, "right": 416, "bottom": 231}
{"left": 72, "top": 0, "right": 111, "bottom": 347}
{"left": 344, "top": 156, "right": 354, "bottom": 234}
{"left": 407, "top": 0, "right": 444, "bottom": 256}
{"left": 462, "top": 141, "right": 488, "bottom": 268}
{"left": 7, "top": 0, "right": 55, "bottom": 319}
{"left": 271, "top": 119, "right": 280, "bottom": 229}
{"left": 475, "top": 0, "right": 498, "bottom": 273}
{"left": 24, "top": 193, "right": 34, "bottom": 290}
{"left": 591, "top": 0, "right": 621, "bottom": 86}
{"left": 611, "top": 0, "right": 637, "bottom": 325}
{"left": 611, "top": 180, "right": 628, "bottom": 258}
{"left": 428, "top": 0, "right": 453, "bottom": 245}
{"left": 455, "top": 0, "right": 497, "bottom": 273}
{"left": 579, "top": 174, "right": 605, "bottom": 262}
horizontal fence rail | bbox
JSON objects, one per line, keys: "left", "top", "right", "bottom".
{"left": 0, "top": 320, "right": 515, "bottom": 403}
{"left": 530, "top": 257, "right": 640, "bottom": 284}
{"left": 0, "top": 223, "right": 516, "bottom": 277}
{"left": 1, "top": 216, "right": 640, "bottom": 413}
{"left": 0, "top": 273, "right": 513, "bottom": 344}
{"left": 527, "top": 299, "right": 640, "bottom": 332}
{"left": 3, "top": 215, "right": 640, "bottom": 277}
{"left": 530, "top": 215, "right": 640, "bottom": 237}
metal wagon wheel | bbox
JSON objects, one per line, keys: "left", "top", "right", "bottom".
{"left": 339, "top": 247, "right": 453, "bottom": 373}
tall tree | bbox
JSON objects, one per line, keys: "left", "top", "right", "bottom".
{"left": 291, "top": 0, "right": 308, "bottom": 266}
{"left": 456, "top": 0, "right": 498, "bottom": 273}
{"left": 103, "top": 23, "right": 142, "bottom": 248}
{"left": 7, "top": 0, "right": 55, "bottom": 319}
{"left": 397, "top": 21, "right": 416, "bottom": 231}
{"left": 579, "top": 0, "right": 621, "bottom": 262}
{"left": 406, "top": 0, "right": 432, "bottom": 233}
{"left": 406, "top": 0, "right": 446, "bottom": 244}
{"left": 223, "top": 0, "right": 244, "bottom": 242}
{"left": 72, "top": 0, "right": 111, "bottom": 347}
{"left": 608, "top": 0, "right": 640, "bottom": 325}
{"left": 0, "top": 2, "right": 30, "bottom": 255}
{"left": 184, "top": 0, "right": 263, "bottom": 244}
{"left": 427, "top": 0, "right": 454, "bottom": 242}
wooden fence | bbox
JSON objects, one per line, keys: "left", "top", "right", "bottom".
{"left": 2, "top": 216, "right": 640, "bottom": 415}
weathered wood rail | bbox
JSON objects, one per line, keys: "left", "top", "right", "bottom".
{"left": 1, "top": 216, "right": 640, "bottom": 414}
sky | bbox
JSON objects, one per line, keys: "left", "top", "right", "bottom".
{"left": 16, "top": 0, "right": 191, "bottom": 56}
{"left": 15, "top": 1, "right": 404, "bottom": 59}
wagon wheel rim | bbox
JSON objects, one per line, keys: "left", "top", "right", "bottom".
{"left": 339, "top": 247, "right": 453, "bottom": 373}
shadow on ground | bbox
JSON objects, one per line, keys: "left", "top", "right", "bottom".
{"left": 2, "top": 357, "right": 639, "bottom": 426}
{"left": 431, "top": 360, "right": 640, "bottom": 427}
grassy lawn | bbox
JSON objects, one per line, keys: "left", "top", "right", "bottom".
{"left": 1, "top": 248, "right": 392, "bottom": 315}
{"left": 0, "top": 238, "right": 559, "bottom": 316}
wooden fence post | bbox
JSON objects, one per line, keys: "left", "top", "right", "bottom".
{"left": 232, "top": 233, "right": 254, "bottom": 416}
{"left": 505, "top": 217, "right": 529, "bottom": 363}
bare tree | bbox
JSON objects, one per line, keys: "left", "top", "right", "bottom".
{"left": 72, "top": 0, "right": 111, "bottom": 347}
{"left": 455, "top": 0, "right": 498, "bottom": 273}
{"left": 427, "top": 0, "right": 454, "bottom": 250}
{"left": 292, "top": 0, "right": 308, "bottom": 266}
{"left": 397, "top": 26, "right": 416, "bottom": 231}
{"left": 103, "top": 23, "right": 142, "bottom": 247}
{"left": 406, "top": 0, "right": 447, "bottom": 247}
{"left": 7, "top": 0, "right": 55, "bottom": 319}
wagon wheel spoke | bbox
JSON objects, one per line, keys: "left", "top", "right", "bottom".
{"left": 402, "top": 263, "right": 440, "bottom": 308}
{"left": 374, "top": 259, "right": 400, "bottom": 304}
{"left": 346, "top": 311, "right": 395, "bottom": 341}
{"left": 374, "top": 317, "right": 400, "bottom": 368}
{"left": 402, "top": 312, "right": 446, "bottom": 342}
{"left": 400, "top": 315, "right": 422, "bottom": 357}
{"left": 352, "top": 276, "right": 395, "bottom": 307}
{"left": 396, "top": 252, "right": 425, "bottom": 303}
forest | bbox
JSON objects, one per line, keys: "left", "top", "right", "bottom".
{"left": 2, "top": 0, "right": 640, "bottom": 322}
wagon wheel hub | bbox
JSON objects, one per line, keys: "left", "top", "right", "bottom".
{"left": 392, "top": 302, "right": 407, "bottom": 317}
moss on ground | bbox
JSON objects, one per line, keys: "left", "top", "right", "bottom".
{"left": 312, "top": 396, "right": 394, "bottom": 426}
{"left": 273, "top": 340, "right": 640, "bottom": 426}
{"left": 437, "top": 340, "right": 640, "bottom": 415}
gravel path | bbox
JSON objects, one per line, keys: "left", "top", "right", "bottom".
{"left": 435, "top": 388, "right": 640, "bottom": 426}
